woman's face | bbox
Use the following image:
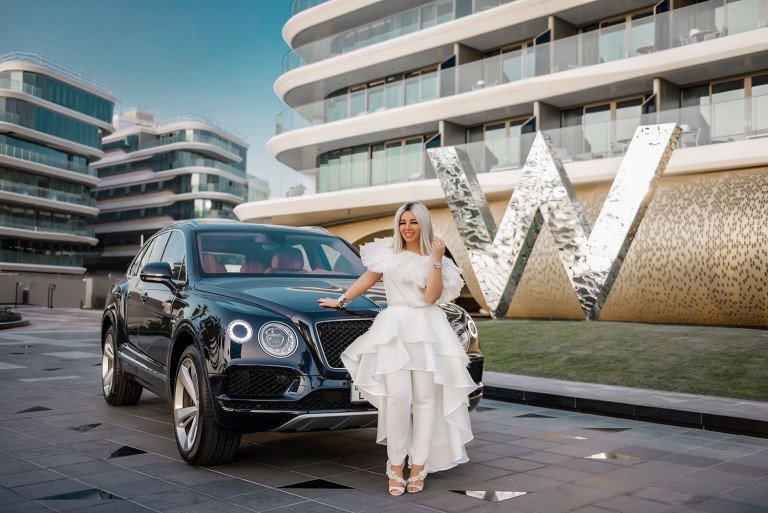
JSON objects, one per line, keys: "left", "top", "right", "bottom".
{"left": 399, "top": 210, "right": 420, "bottom": 245}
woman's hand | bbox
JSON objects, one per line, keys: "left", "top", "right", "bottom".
{"left": 432, "top": 237, "right": 446, "bottom": 261}
{"left": 316, "top": 297, "right": 341, "bottom": 308}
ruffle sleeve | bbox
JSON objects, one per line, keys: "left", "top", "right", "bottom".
{"left": 358, "top": 237, "right": 394, "bottom": 273}
{"left": 438, "top": 256, "right": 464, "bottom": 303}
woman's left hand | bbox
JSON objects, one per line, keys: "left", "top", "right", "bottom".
{"left": 317, "top": 298, "right": 341, "bottom": 308}
{"left": 432, "top": 237, "right": 446, "bottom": 260}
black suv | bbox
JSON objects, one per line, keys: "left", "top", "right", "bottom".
{"left": 101, "top": 221, "right": 483, "bottom": 465}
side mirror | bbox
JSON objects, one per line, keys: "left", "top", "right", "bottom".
{"left": 140, "top": 261, "right": 176, "bottom": 289}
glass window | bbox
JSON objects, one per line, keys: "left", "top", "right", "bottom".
{"left": 146, "top": 232, "right": 170, "bottom": 265}
{"left": 371, "top": 144, "right": 385, "bottom": 186}
{"left": 161, "top": 230, "right": 187, "bottom": 282}
{"left": 133, "top": 238, "right": 157, "bottom": 276}
{"left": 385, "top": 141, "right": 403, "bottom": 183}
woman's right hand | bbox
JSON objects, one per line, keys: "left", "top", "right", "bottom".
{"left": 316, "top": 297, "right": 340, "bottom": 308}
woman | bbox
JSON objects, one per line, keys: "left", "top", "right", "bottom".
{"left": 317, "top": 202, "right": 475, "bottom": 496}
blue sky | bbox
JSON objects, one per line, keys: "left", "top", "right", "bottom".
{"left": 1, "top": 0, "right": 293, "bottom": 179}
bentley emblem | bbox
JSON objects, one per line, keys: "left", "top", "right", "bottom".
{"left": 428, "top": 124, "right": 681, "bottom": 320}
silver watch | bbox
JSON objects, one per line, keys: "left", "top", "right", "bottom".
{"left": 337, "top": 295, "right": 348, "bottom": 308}
{"left": 432, "top": 261, "right": 442, "bottom": 269}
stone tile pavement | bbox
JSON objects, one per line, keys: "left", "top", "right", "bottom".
{"left": 0, "top": 308, "right": 766, "bottom": 512}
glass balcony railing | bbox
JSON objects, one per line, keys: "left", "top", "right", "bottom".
{"left": 138, "top": 132, "right": 244, "bottom": 158}
{"left": 0, "top": 141, "right": 95, "bottom": 176}
{"left": 291, "top": 0, "right": 328, "bottom": 17}
{"left": 283, "top": 0, "right": 516, "bottom": 72}
{"left": 260, "top": 94, "right": 768, "bottom": 200}
{"left": 0, "top": 77, "right": 43, "bottom": 98}
{"left": 0, "top": 52, "right": 113, "bottom": 95}
{"left": 0, "top": 215, "right": 94, "bottom": 237}
{"left": 276, "top": 0, "right": 768, "bottom": 134}
{"left": 0, "top": 179, "right": 97, "bottom": 207}
{"left": 0, "top": 250, "right": 84, "bottom": 267}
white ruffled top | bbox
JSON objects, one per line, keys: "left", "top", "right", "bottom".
{"left": 359, "top": 237, "right": 464, "bottom": 305}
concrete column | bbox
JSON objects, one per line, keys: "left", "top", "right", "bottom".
{"left": 548, "top": 16, "right": 577, "bottom": 39}
{"left": 534, "top": 101, "right": 561, "bottom": 130}
{"left": 453, "top": 43, "right": 482, "bottom": 65}
{"left": 654, "top": 77, "right": 681, "bottom": 111}
{"left": 439, "top": 120, "right": 467, "bottom": 146}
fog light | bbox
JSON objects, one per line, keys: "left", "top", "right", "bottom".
{"left": 227, "top": 320, "right": 252, "bottom": 344}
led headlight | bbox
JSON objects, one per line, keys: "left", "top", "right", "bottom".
{"left": 227, "top": 320, "right": 253, "bottom": 344}
{"left": 257, "top": 322, "right": 298, "bottom": 358}
{"left": 451, "top": 321, "right": 471, "bottom": 351}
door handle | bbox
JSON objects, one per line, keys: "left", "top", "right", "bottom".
{"left": 140, "top": 292, "right": 149, "bottom": 302}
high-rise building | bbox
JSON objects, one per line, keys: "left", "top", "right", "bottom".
{"left": 0, "top": 52, "right": 116, "bottom": 274}
{"left": 91, "top": 109, "right": 249, "bottom": 271}
{"left": 237, "top": 0, "right": 768, "bottom": 326}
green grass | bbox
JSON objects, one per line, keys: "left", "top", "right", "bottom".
{"left": 477, "top": 319, "right": 768, "bottom": 401}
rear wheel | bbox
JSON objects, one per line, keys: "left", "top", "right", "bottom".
{"left": 102, "top": 326, "right": 142, "bottom": 406}
{"left": 174, "top": 344, "right": 240, "bottom": 465}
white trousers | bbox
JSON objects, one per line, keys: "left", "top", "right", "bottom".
{"left": 384, "top": 368, "right": 436, "bottom": 466}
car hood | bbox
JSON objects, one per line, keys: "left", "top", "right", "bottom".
{"left": 194, "top": 276, "right": 385, "bottom": 318}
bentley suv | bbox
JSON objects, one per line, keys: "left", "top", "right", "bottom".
{"left": 101, "top": 221, "right": 483, "bottom": 465}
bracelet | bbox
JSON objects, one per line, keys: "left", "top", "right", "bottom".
{"left": 432, "top": 262, "right": 442, "bottom": 269}
{"left": 337, "top": 295, "right": 348, "bottom": 308}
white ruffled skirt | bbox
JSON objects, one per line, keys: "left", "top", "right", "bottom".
{"left": 340, "top": 304, "right": 476, "bottom": 473}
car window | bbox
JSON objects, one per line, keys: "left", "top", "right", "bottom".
{"left": 197, "top": 231, "right": 366, "bottom": 276}
{"left": 161, "top": 230, "right": 187, "bottom": 281}
{"left": 130, "top": 237, "right": 156, "bottom": 276}
{"left": 146, "top": 232, "right": 170, "bottom": 266}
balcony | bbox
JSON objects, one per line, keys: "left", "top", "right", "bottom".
{"left": 291, "top": 0, "right": 328, "bottom": 17}
{"left": 276, "top": 0, "right": 768, "bottom": 134}
{"left": 0, "top": 250, "right": 83, "bottom": 268}
{"left": 138, "top": 131, "right": 244, "bottom": 158}
{"left": 0, "top": 179, "right": 97, "bottom": 207}
{"left": 259, "top": 94, "right": 768, "bottom": 199}
{"left": 282, "top": 0, "right": 516, "bottom": 72}
{"left": 0, "top": 141, "right": 95, "bottom": 176}
{"left": 0, "top": 52, "right": 113, "bottom": 96}
{"left": 0, "top": 215, "right": 94, "bottom": 237}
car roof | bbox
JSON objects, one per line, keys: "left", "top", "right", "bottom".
{"left": 159, "top": 220, "right": 334, "bottom": 237}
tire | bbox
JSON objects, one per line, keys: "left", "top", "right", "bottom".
{"left": 173, "top": 344, "right": 241, "bottom": 466}
{"left": 102, "top": 326, "right": 143, "bottom": 406}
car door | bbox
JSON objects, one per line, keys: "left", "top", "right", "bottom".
{"left": 135, "top": 231, "right": 172, "bottom": 372}
{"left": 126, "top": 238, "right": 157, "bottom": 352}
{"left": 140, "top": 229, "right": 187, "bottom": 370}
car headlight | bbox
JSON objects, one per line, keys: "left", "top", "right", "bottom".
{"left": 451, "top": 321, "right": 471, "bottom": 351}
{"left": 258, "top": 322, "right": 298, "bottom": 358}
{"left": 227, "top": 320, "right": 253, "bottom": 344}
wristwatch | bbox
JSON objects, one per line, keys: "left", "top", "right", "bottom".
{"left": 432, "top": 261, "right": 443, "bottom": 269}
{"left": 337, "top": 295, "right": 349, "bottom": 308}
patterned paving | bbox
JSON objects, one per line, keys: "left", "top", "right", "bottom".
{"left": 0, "top": 310, "right": 766, "bottom": 512}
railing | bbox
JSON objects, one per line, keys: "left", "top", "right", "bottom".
{"left": 138, "top": 132, "right": 244, "bottom": 158}
{"left": 160, "top": 114, "right": 248, "bottom": 141}
{"left": 0, "top": 52, "right": 113, "bottom": 95}
{"left": 0, "top": 179, "right": 97, "bottom": 207}
{"left": 260, "top": 94, "right": 768, "bottom": 199}
{"left": 0, "top": 141, "right": 95, "bottom": 176}
{"left": 283, "top": 0, "right": 516, "bottom": 72}
{"left": 276, "top": 0, "right": 768, "bottom": 133}
{"left": 0, "top": 250, "right": 83, "bottom": 267}
{"left": 291, "top": 0, "right": 328, "bottom": 16}
{"left": 248, "top": 176, "right": 271, "bottom": 201}
{"left": 189, "top": 183, "right": 246, "bottom": 197}
{"left": 0, "top": 76, "right": 43, "bottom": 97}
{"left": 0, "top": 215, "right": 94, "bottom": 237}
{"left": 97, "top": 155, "right": 247, "bottom": 179}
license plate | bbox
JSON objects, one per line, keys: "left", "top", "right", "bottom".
{"left": 350, "top": 382, "right": 367, "bottom": 403}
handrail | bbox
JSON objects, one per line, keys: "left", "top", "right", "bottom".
{"left": 0, "top": 141, "right": 95, "bottom": 176}
{"left": 0, "top": 52, "right": 113, "bottom": 95}
{"left": 291, "top": 0, "right": 328, "bottom": 17}
{"left": 160, "top": 114, "right": 248, "bottom": 141}
{"left": 0, "top": 214, "right": 94, "bottom": 237}
{"left": 0, "top": 179, "right": 97, "bottom": 207}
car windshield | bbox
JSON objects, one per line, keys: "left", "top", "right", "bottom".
{"left": 197, "top": 230, "right": 367, "bottom": 277}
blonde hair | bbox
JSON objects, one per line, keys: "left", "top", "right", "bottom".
{"left": 393, "top": 202, "right": 434, "bottom": 255}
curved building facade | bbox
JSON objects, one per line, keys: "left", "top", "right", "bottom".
{"left": 237, "top": 0, "right": 768, "bottom": 326}
{"left": 0, "top": 52, "right": 115, "bottom": 275}
{"left": 91, "top": 109, "right": 249, "bottom": 271}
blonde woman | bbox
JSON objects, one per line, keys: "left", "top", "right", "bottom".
{"left": 317, "top": 202, "right": 475, "bottom": 496}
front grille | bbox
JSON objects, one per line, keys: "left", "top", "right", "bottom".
{"left": 468, "top": 357, "right": 484, "bottom": 384}
{"left": 225, "top": 368, "right": 296, "bottom": 398}
{"left": 315, "top": 319, "right": 374, "bottom": 369}
{"left": 221, "top": 389, "right": 374, "bottom": 412}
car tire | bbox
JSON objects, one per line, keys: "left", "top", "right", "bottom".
{"left": 102, "top": 326, "right": 143, "bottom": 406}
{"left": 173, "top": 344, "right": 241, "bottom": 466}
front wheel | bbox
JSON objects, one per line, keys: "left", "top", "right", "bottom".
{"left": 102, "top": 326, "right": 142, "bottom": 406}
{"left": 173, "top": 344, "right": 241, "bottom": 465}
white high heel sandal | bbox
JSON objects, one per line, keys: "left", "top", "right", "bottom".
{"left": 407, "top": 465, "right": 428, "bottom": 493}
{"left": 386, "top": 461, "right": 406, "bottom": 496}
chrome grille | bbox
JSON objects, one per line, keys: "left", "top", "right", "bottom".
{"left": 315, "top": 319, "right": 374, "bottom": 369}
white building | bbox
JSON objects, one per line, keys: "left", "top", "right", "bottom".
{"left": 237, "top": 0, "right": 768, "bottom": 326}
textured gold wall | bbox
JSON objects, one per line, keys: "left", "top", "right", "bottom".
{"left": 328, "top": 167, "right": 768, "bottom": 327}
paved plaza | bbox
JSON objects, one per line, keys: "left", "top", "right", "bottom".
{"left": 0, "top": 309, "right": 767, "bottom": 512}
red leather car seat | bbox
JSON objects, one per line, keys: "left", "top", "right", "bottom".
{"left": 240, "top": 259, "right": 266, "bottom": 273}
{"left": 201, "top": 252, "right": 226, "bottom": 273}
{"left": 266, "top": 248, "right": 305, "bottom": 273}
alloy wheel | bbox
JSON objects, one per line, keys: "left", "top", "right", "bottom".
{"left": 102, "top": 333, "right": 115, "bottom": 397}
{"left": 174, "top": 357, "right": 200, "bottom": 452}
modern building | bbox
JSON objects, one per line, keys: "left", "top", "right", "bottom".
{"left": 0, "top": 52, "right": 116, "bottom": 275}
{"left": 90, "top": 109, "right": 249, "bottom": 271}
{"left": 236, "top": 0, "right": 768, "bottom": 326}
